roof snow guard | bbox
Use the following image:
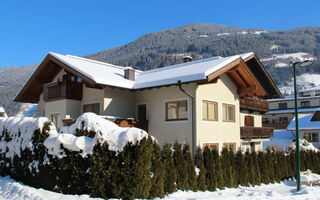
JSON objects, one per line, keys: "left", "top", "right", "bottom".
{"left": 14, "top": 52, "right": 282, "bottom": 103}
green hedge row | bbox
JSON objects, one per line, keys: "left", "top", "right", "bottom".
{"left": 1, "top": 125, "right": 320, "bottom": 199}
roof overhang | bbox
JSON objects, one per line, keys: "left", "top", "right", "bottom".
{"left": 204, "top": 58, "right": 267, "bottom": 97}
{"left": 14, "top": 54, "right": 98, "bottom": 103}
{"left": 243, "top": 53, "right": 283, "bottom": 98}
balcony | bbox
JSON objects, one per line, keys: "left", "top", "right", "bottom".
{"left": 240, "top": 97, "right": 269, "bottom": 113}
{"left": 240, "top": 126, "right": 274, "bottom": 139}
{"left": 262, "top": 122, "right": 289, "bottom": 130}
{"left": 43, "top": 81, "right": 83, "bottom": 102}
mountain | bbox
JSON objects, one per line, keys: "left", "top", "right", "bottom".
{"left": 1, "top": 23, "right": 320, "bottom": 116}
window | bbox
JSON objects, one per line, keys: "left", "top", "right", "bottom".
{"left": 223, "top": 143, "right": 236, "bottom": 153}
{"left": 204, "top": 143, "right": 219, "bottom": 151}
{"left": 279, "top": 103, "right": 287, "bottom": 109}
{"left": 202, "top": 100, "right": 218, "bottom": 121}
{"left": 303, "top": 133, "right": 319, "bottom": 142}
{"left": 50, "top": 113, "right": 60, "bottom": 128}
{"left": 83, "top": 103, "right": 100, "bottom": 115}
{"left": 301, "top": 101, "right": 310, "bottom": 108}
{"left": 166, "top": 100, "right": 188, "bottom": 121}
{"left": 223, "top": 104, "right": 235, "bottom": 122}
{"left": 279, "top": 117, "right": 288, "bottom": 123}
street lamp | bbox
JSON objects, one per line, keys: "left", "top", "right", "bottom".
{"left": 293, "top": 60, "right": 313, "bottom": 191}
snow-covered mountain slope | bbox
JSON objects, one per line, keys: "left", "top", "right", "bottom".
{"left": 278, "top": 73, "right": 320, "bottom": 95}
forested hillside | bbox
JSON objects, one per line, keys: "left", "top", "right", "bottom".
{"left": 1, "top": 23, "right": 320, "bottom": 115}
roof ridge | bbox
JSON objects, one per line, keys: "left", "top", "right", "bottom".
{"left": 139, "top": 55, "right": 225, "bottom": 75}
{"left": 65, "top": 54, "right": 126, "bottom": 70}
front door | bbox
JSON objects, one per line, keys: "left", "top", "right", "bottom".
{"left": 137, "top": 104, "right": 147, "bottom": 121}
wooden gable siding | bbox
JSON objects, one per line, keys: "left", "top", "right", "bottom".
{"left": 14, "top": 54, "right": 97, "bottom": 103}
{"left": 206, "top": 58, "right": 267, "bottom": 98}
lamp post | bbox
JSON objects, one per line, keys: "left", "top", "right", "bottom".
{"left": 293, "top": 60, "right": 313, "bottom": 191}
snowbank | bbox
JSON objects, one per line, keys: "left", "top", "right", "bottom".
{"left": 288, "top": 138, "right": 319, "bottom": 152}
{"left": 44, "top": 113, "right": 150, "bottom": 157}
{"left": 1, "top": 175, "right": 320, "bottom": 200}
{"left": 0, "top": 117, "right": 55, "bottom": 159}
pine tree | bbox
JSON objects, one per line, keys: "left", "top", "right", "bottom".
{"left": 162, "top": 143, "right": 177, "bottom": 194}
{"left": 258, "top": 151, "right": 269, "bottom": 184}
{"left": 251, "top": 151, "right": 261, "bottom": 185}
{"left": 90, "top": 142, "right": 118, "bottom": 199}
{"left": 266, "top": 148, "right": 275, "bottom": 183}
{"left": 245, "top": 151, "right": 255, "bottom": 186}
{"left": 173, "top": 141, "right": 188, "bottom": 190}
{"left": 212, "top": 149, "right": 224, "bottom": 189}
{"left": 235, "top": 149, "right": 249, "bottom": 186}
{"left": 183, "top": 142, "right": 198, "bottom": 191}
{"left": 221, "top": 147, "right": 237, "bottom": 188}
{"left": 195, "top": 147, "right": 207, "bottom": 191}
{"left": 288, "top": 150, "right": 296, "bottom": 178}
{"left": 149, "top": 141, "right": 165, "bottom": 198}
{"left": 272, "top": 149, "right": 281, "bottom": 183}
{"left": 203, "top": 146, "right": 217, "bottom": 191}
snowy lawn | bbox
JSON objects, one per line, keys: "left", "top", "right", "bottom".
{"left": 1, "top": 176, "right": 320, "bottom": 200}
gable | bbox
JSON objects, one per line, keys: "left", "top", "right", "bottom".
{"left": 14, "top": 54, "right": 96, "bottom": 103}
{"left": 205, "top": 58, "right": 267, "bottom": 98}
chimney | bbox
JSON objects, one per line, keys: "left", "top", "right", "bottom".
{"left": 183, "top": 56, "right": 193, "bottom": 63}
{"left": 124, "top": 67, "right": 135, "bottom": 81}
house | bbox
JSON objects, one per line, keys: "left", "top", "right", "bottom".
{"left": 263, "top": 87, "right": 320, "bottom": 130}
{"left": 14, "top": 52, "right": 282, "bottom": 153}
{"left": 0, "top": 107, "right": 7, "bottom": 118}
{"left": 287, "top": 110, "right": 320, "bottom": 148}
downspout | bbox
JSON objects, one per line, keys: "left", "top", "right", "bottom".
{"left": 178, "top": 80, "right": 196, "bottom": 156}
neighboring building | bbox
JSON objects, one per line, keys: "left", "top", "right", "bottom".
{"left": 15, "top": 52, "right": 282, "bottom": 153}
{"left": 0, "top": 107, "right": 7, "bottom": 118}
{"left": 287, "top": 110, "right": 320, "bottom": 148}
{"left": 263, "top": 88, "right": 320, "bottom": 129}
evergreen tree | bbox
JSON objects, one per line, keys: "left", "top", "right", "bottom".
{"left": 235, "top": 149, "right": 249, "bottom": 186}
{"left": 245, "top": 151, "right": 256, "bottom": 186}
{"left": 149, "top": 141, "right": 165, "bottom": 198}
{"left": 212, "top": 149, "right": 224, "bottom": 189}
{"left": 195, "top": 147, "right": 207, "bottom": 191}
{"left": 162, "top": 143, "right": 177, "bottom": 194}
{"left": 288, "top": 150, "right": 296, "bottom": 178}
{"left": 90, "top": 142, "right": 118, "bottom": 199}
{"left": 266, "top": 148, "right": 275, "bottom": 183}
{"left": 272, "top": 149, "right": 281, "bottom": 183}
{"left": 221, "top": 147, "right": 237, "bottom": 188}
{"left": 203, "top": 146, "right": 217, "bottom": 191}
{"left": 251, "top": 151, "right": 261, "bottom": 185}
{"left": 173, "top": 141, "right": 188, "bottom": 190}
{"left": 183, "top": 142, "right": 198, "bottom": 191}
{"left": 258, "top": 151, "right": 269, "bottom": 184}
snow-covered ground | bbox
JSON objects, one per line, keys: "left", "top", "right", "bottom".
{"left": 263, "top": 130, "right": 295, "bottom": 151}
{"left": 1, "top": 176, "right": 320, "bottom": 200}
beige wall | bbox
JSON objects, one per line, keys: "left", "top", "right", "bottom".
{"left": 240, "top": 111, "right": 262, "bottom": 127}
{"left": 81, "top": 85, "right": 105, "bottom": 114}
{"left": 195, "top": 74, "right": 241, "bottom": 152}
{"left": 135, "top": 83, "right": 197, "bottom": 147}
{"left": 103, "top": 87, "right": 136, "bottom": 118}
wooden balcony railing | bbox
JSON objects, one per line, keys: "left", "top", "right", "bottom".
{"left": 240, "top": 126, "right": 274, "bottom": 139}
{"left": 262, "top": 122, "right": 289, "bottom": 130}
{"left": 43, "top": 81, "right": 83, "bottom": 102}
{"left": 240, "top": 97, "right": 269, "bottom": 113}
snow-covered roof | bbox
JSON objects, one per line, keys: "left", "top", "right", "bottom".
{"left": 50, "top": 52, "right": 254, "bottom": 89}
{"left": 265, "top": 107, "right": 320, "bottom": 115}
{"left": 49, "top": 52, "right": 139, "bottom": 89}
{"left": 287, "top": 113, "right": 320, "bottom": 130}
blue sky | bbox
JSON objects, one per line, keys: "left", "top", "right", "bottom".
{"left": 0, "top": 0, "right": 319, "bottom": 67}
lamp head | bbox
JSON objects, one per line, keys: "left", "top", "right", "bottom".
{"left": 299, "top": 60, "right": 313, "bottom": 67}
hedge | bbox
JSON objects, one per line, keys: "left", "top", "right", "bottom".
{"left": 1, "top": 121, "right": 320, "bottom": 199}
